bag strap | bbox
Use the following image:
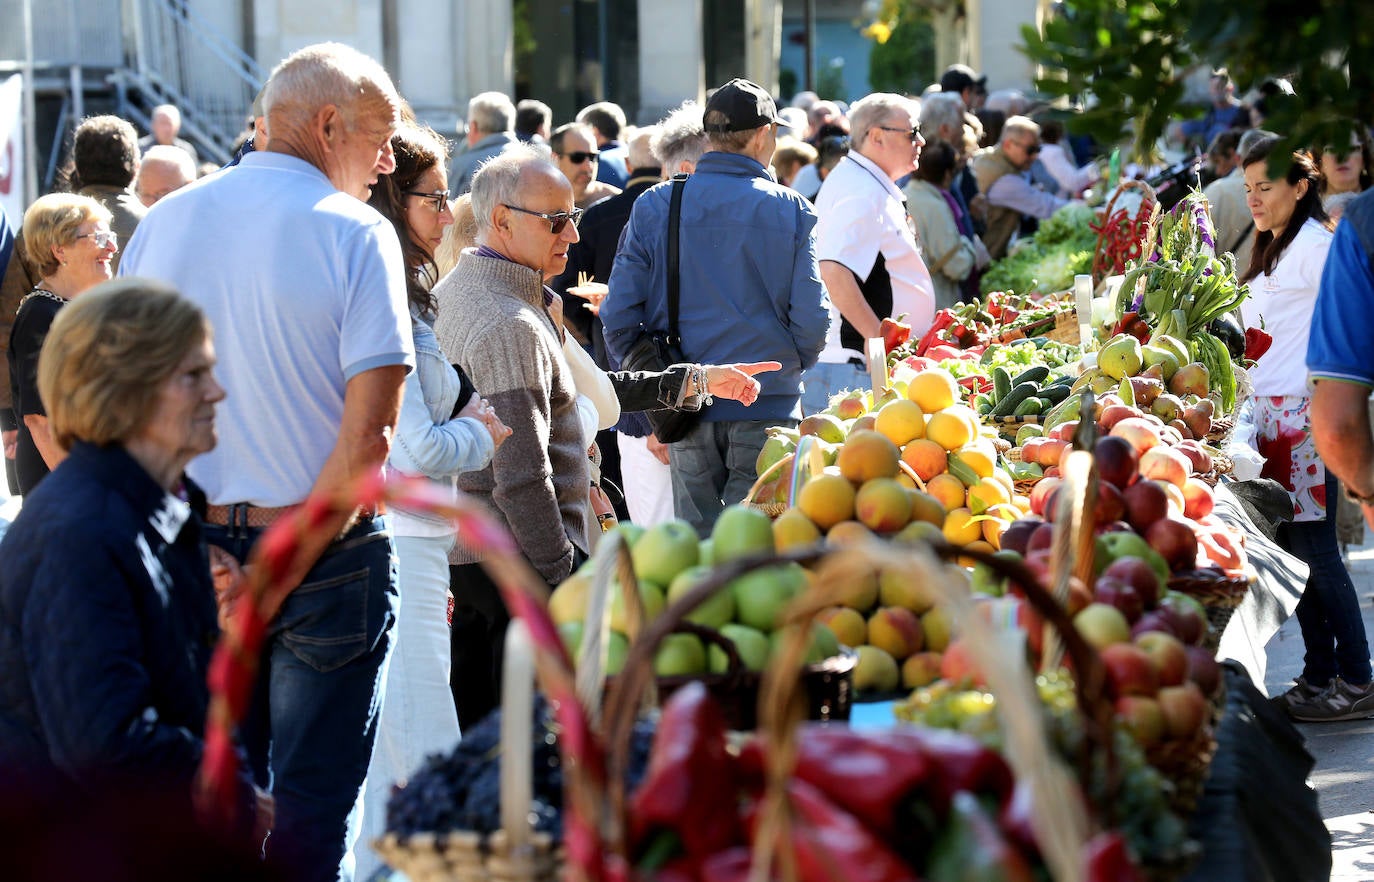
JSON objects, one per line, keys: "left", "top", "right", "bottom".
{"left": 666, "top": 173, "right": 689, "bottom": 345}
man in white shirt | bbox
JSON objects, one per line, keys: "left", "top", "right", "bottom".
{"left": 802, "top": 93, "right": 935, "bottom": 415}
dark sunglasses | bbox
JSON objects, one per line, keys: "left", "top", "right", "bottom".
{"left": 876, "top": 125, "right": 923, "bottom": 144}
{"left": 1018, "top": 140, "right": 1042, "bottom": 156}
{"left": 560, "top": 150, "right": 600, "bottom": 164}
{"left": 503, "top": 204, "right": 584, "bottom": 234}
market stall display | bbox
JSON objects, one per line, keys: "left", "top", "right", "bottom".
{"left": 980, "top": 202, "right": 1099, "bottom": 296}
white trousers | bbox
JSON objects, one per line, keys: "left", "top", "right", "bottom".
{"left": 354, "top": 533, "right": 461, "bottom": 881}
{"left": 617, "top": 432, "right": 675, "bottom": 527}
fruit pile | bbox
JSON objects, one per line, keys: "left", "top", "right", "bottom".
{"left": 547, "top": 507, "right": 840, "bottom": 680}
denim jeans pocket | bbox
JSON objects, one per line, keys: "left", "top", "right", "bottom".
{"left": 277, "top": 566, "right": 375, "bottom": 673}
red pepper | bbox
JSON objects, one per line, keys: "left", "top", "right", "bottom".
{"left": 746, "top": 778, "right": 921, "bottom": 882}
{"left": 1244, "top": 326, "right": 1273, "bottom": 361}
{"left": 628, "top": 682, "right": 743, "bottom": 859}
{"left": 915, "top": 310, "right": 956, "bottom": 356}
{"left": 880, "top": 317, "right": 913, "bottom": 353}
{"left": 899, "top": 727, "right": 1014, "bottom": 815}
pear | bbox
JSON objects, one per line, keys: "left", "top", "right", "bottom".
{"left": 1140, "top": 345, "right": 1181, "bottom": 381}
{"left": 1168, "top": 362, "right": 1210, "bottom": 398}
{"left": 1153, "top": 334, "right": 1192, "bottom": 368}
{"left": 1090, "top": 373, "right": 1118, "bottom": 395}
{"left": 1150, "top": 393, "right": 1184, "bottom": 424}
{"left": 798, "top": 413, "right": 847, "bottom": 444}
{"left": 1128, "top": 375, "right": 1164, "bottom": 408}
{"left": 1182, "top": 400, "right": 1214, "bottom": 439}
{"left": 1099, "top": 335, "right": 1144, "bottom": 380}
{"left": 755, "top": 433, "right": 796, "bottom": 478}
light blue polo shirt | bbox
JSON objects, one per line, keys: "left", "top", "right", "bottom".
{"left": 120, "top": 151, "right": 414, "bottom": 506}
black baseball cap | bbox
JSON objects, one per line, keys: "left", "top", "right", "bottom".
{"left": 940, "top": 64, "right": 987, "bottom": 96}
{"left": 703, "top": 78, "right": 790, "bottom": 133}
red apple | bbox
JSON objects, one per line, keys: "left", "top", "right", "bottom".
{"left": 1115, "top": 695, "right": 1166, "bottom": 747}
{"left": 1134, "top": 631, "right": 1189, "bottom": 687}
{"left": 1093, "top": 435, "right": 1140, "bottom": 490}
{"left": 1101, "top": 643, "right": 1160, "bottom": 696}
{"left": 1123, "top": 480, "right": 1170, "bottom": 531}
{"left": 1157, "top": 682, "right": 1209, "bottom": 738}
{"left": 1139, "top": 446, "right": 1191, "bottom": 488}
{"left": 999, "top": 517, "right": 1043, "bottom": 555}
{"left": 1027, "top": 522, "right": 1056, "bottom": 554}
{"left": 1131, "top": 609, "right": 1180, "bottom": 640}
{"left": 1029, "top": 476, "right": 1062, "bottom": 517}
{"left": 1182, "top": 477, "right": 1215, "bottom": 520}
{"left": 1102, "top": 556, "right": 1162, "bottom": 609}
{"left": 1144, "top": 517, "right": 1200, "bottom": 572}
{"left": 1110, "top": 417, "right": 1164, "bottom": 456}
{"left": 1095, "top": 482, "right": 1127, "bottom": 526}
{"left": 1094, "top": 576, "right": 1144, "bottom": 623}
{"left": 1158, "top": 593, "right": 1207, "bottom": 646}
{"left": 1185, "top": 645, "right": 1223, "bottom": 698}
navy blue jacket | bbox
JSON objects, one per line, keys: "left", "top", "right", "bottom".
{"left": 602, "top": 151, "right": 831, "bottom": 423}
{"left": 0, "top": 442, "right": 253, "bottom": 813}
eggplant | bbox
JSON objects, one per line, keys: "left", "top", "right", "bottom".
{"left": 1208, "top": 313, "right": 1246, "bottom": 361}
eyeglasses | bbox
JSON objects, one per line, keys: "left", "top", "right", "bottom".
{"left": 503, "top": 204, "right": 584, "bottom": 234}
{"left": 76, "top": 230, "right": 118, "bottom": 249}
{"left": 1017, "top": 140, "right": 1042, "bottom": 156}
{"left": 559, "top": 150, "right": 600, "bottom": 164}
{"left": 876, "top": 125, "right": 923, "bottom": 144}
{"left": 405, "top": 190, "right": 451, "bottom": 213}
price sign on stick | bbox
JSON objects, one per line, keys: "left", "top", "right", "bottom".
{"left": 866, "top": 337, "right": 888, "bottom": 396}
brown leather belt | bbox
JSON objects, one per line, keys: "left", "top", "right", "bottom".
{"left": 203, "top": 503, "right": 298, "bottom": 529}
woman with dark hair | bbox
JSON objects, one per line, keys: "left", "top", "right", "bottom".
{"left": 1240, "top": 135, "right": 1374, "bottom": 721}
{"left": 1318, "top": 125, "right": 1372, "bottom": 221}
{"left": 903, "top": 138, "right": 988, "bottom": 308}
{"left": 356, "top": 123, "right": 511, "bottom": 876}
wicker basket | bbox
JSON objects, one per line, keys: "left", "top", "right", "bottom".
{"left": 1092, "top": 179, "right": 1159, "bottom": 287}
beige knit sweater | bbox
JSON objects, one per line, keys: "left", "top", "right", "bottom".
{"left": 433, "top": 252, "right": 589, "bottom": 584}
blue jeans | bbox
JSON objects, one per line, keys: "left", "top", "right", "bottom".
{"left": 1279, "top": 474, "right": 1373, "bottom": 686}
{"left": 800, "top": 360, "right": 869, "bottom": 417}
{"left": 207, "top": 516, "right": 400, "bottom": 882}
{"left": 669, "top": 418, "right": 790, "bottom": 537}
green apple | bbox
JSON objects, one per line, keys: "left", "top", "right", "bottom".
{"left": 548, "top": 571, "right": 592, "bottom": 627}
{"left": 711, "top": 504, "right": 776, "bottom": 564}
{"left": 712, "top": 623, "right": 772, "bottom": 672}
{"left": 667, "top": 564, "right": 735, "bottom": 629}
{"left": 609, "top": 580, "right": 666, "bottom": 633}
{"left": 731, "top": 562, "right": 805, "bottom": 632}
{"left": 631, "top": 519, "right": 700, "bottom": 586}
{"left": 1095, "top": 532, "right": 1170, "bottom": 584}
{"left": 558, "top": 620, "right": 583, "bottom": 658}
{"left": 698, "top": 538, "right": 714, "bottom": 566}
{"left": 770, "top": 622, "right": 841, "bottom": 664}
{"left": 653, "top": 632, "right": 708, "bottom": 676}
{"left": 607, "top": 521, "right": 645, "bottom": 549}
{"left": 605, "top": 631, "right": 630, "bottom": 675}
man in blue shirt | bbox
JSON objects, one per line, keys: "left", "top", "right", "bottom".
{"left": 602, "top": 78, "right": 831, "bottom": 534}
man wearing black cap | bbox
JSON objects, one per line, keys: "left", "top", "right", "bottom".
{"left": 940, "top": 64, "right": 987, "bottom": 112}
{"left": 602, "top": 77, "right": 831, "bottom": 535}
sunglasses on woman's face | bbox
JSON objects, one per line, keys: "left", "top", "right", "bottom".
{"left": 503, "top": 204, "right": 585, "bottom": 234}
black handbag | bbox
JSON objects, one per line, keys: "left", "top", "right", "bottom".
{"left": 619, "top": 174, "right": 702, "bottom": 444}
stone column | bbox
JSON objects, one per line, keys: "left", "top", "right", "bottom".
{"left": 743, "top": 0, "right": 782, "bottom": 94}
{"left": 454, "top": 0, "right": 514, "bottom": 120}
{"left": 636, "top": 0, "right": 704, "bottom": 124}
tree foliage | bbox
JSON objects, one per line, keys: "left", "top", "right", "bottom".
{"left": 866, "top": 1, "right": 937, "bottom": 96}
{"left": 1020, "top": 0, "right": 1374, "bottom": 162}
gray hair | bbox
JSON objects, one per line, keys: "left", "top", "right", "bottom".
{"left": 920, "top": 92, "right": 965, "bottom": 140}
{"left": 1239, "top": 127, "right": 1277, "bottom": 157}
{"left": 139, "top": 144, "right": 197, "bottom": 180}
{"left": 849, "top": 93, "right": 920, "bottom": 151}
{"left": 468, "top": 91, "right": 515, "bottom": 135}
{"left": 652, "top": 101, "right": 709, "bottom": 173}
{"left": 627, "top": 126, "right": 658, "bottom": 171}
{"left": 151, "top": 104, "right": 181, "bottom": 127}
{"left": 470, "top": 142, "right": 556, "bottom": 236}
{"left": 262, "top": 42, "right": 398, "bottom": 130}
{"left": 576, "top": 101, "right": 627, "bottom": 140}
{"left": 1000, "top": 115, "right": 1040, "bottom": 145}
{"left": 985, "top": 89, "right": 1029, "bottom": 117}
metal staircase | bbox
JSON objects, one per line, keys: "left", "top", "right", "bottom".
{"left": 0, "top": 0, "right": 263, "bottom": 186}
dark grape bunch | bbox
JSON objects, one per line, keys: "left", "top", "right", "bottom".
{"left": 385, "top": 696, "right": 658, "bottom": 843}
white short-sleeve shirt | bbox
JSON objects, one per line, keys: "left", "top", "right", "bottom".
{"left": 813, "top": 151, "right": 935, "bottom": 362}
{"left": 1240, "top": 219, "right": 1333, "bottom": 398}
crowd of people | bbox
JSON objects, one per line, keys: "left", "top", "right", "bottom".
{"left": 0, "top": 37, "right": 1372, "bottom": 881}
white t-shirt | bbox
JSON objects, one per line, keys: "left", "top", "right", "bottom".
{"left": 813, "top": 152, "right": 935, "bottom": 363}
{"left": 1240, "top": 218, "right": 1333, "bottom": 397}
{"left": 120, "top": 151, "right": 415, "bottom": 505}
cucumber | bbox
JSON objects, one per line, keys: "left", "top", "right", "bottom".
{"left": 1040, "top": 384, "right": 1072, "bottom": 405}
{"left": 990, "top": 382, "right": 1040, "bottom": 418}
{"left": 1010, "top": 365, "right": 1051, "bottom": 387}
{"left": 992, "top": 367, "right": 1013, "bottom": 403}
{"left": 1013, "top": 397, "right": 1044, "bottom": 417}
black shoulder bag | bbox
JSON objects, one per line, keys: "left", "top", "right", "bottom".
{"left": 618, "top": 174, "right": 703, "bottom": 444}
